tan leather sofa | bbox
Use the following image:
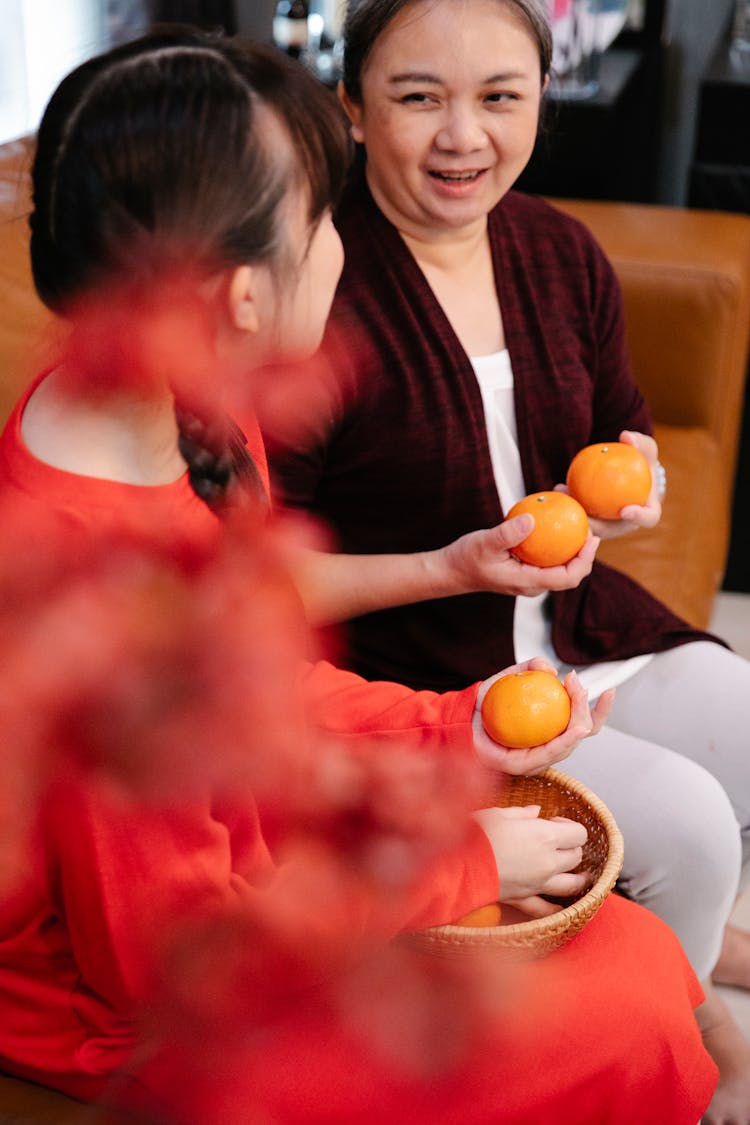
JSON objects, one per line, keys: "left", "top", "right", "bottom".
{"left": 0, "top": 137, "right": 52, "bottom": 421}
{"left": 1, "top": 134, "right": 750, "bottom": 1118}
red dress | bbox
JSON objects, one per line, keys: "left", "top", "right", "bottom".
{"left": 0, "top": 376, "right": 717, "bottom": 1121}
{"left": 130, "top": 895, "right": 716, "bottom": 1125}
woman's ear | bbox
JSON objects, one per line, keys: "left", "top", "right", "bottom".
{"left": 227, "top": 265, "right": 260, "bottom": 334}
{"left": 337, "top": 82, "right": 365, "bottom": 145}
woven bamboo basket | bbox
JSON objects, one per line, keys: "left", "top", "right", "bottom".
{"left": 404, "top": 767, "right": 624, "bottom": 961}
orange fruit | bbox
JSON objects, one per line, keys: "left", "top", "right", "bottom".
{"left": 506, "top": 491, "right": 589, "bottom": 567}
{"left": 481, "top": 669, "right": 572, "bottom": 749}
{"left": 453, "top": 902, "right": 502, "bottom": 927}
{"left": 566, "top": 441, "right": 652, "bottom": 520}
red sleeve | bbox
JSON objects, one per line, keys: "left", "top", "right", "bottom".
{"left": 45, "top": 773, "right": 497, "bottom": 1014}
{"left": 253, "top": 822, "right": 499, "bottom": 946}
{"left": 42, "top": 666, "right": 486, "bottom": 1017}
{"left": 398, "top": 821, "right": 499, "bottom": 932}
{"left": 301, "top": 659, "right": 479, "bottom": 755}
{"left": 298, "top": 661, "right": 498, "bottom": 930}
{"left": 44, "top": 777, "right": 275, "bottom": 1012}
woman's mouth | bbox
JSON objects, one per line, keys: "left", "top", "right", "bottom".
{"left": 428, "top": 169, "right": 485, "bottom": 183}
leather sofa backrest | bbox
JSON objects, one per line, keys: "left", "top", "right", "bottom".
{"left": 0, "top": 136, "right": 55, "bottom": 424}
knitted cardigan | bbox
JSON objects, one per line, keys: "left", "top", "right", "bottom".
{"left": 267, "top": 173, "right": 714, "bottom": 691}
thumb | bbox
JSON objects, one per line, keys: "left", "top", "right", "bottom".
{"left": 496, "top": 513, "right": 534, "bottom": 549}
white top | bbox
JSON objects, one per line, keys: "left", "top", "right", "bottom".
{"left": 471, "top": 349, "right": 652, "bottom": 700}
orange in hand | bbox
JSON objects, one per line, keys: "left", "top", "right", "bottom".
{"left": 481, "top": 669, "right": 572, "bottom": 749}
{"left": 566, "top": 441, "right": 652, "bottom": 520}
{"left": 453, "top": 902, "right": 502, "bottom": 927}
{"left": 506, "top": 491, "right": 589, "bottom": 567}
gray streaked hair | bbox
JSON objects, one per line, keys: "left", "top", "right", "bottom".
{"left": 342, "top": 0, "right": 553, "bottom": 102}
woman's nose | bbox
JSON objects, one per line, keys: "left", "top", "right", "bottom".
{"left": 434, "top": 106, "right": 486, "bottom": 153}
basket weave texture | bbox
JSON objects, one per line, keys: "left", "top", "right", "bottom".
{"left": 404, "top": 768, "right": 624, "bottom": 961}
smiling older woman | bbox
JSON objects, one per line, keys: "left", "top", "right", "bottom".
{"left": 265, "top": 1, "right": 750, "bottom": 1120}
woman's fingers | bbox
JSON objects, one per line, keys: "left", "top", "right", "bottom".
{"left": 473, "top": 739, "right": 570, "bottom": 774}
{"left": 473, "top": 726, "right": 589, "bottom": 774}
{"left": 503, "top": 895, "right": 563, "bottom": 919}
{"left": 589, "top": 687, "right": 616, "bottom": 734}
{"left": 620, "top": 428, "right": 658, "bottom": 463}
{"left": 474, "top": 669, "right": 614, "bottom": 773}
{"left": 501, "top": 533, "right": 600, "bottom": 596}
{"left": 561, "top": 669, "right": 594, "bottom": 736}
{"left": 546, "top": 814, "right": 587, "bottom": 850}
{"left": 553, "top": 846, "right": 584, "bottom": 872}
{"left": 541, "top": 870, "right": 590, "bottom": 898}
{"left": 446, "top": 514, "right": 600, "bottom": 599}
{"left": 532, "top": 533, "right": 600, "bottom": 591}
{"left": 473, "top": 804, "right": 590, "bottom": 903}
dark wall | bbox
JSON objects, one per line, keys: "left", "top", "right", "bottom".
{"left": 234, "top": 0, "right": 276, "bottom": 42}
{"left": 146, "top": 1, "right": 236, "bottom": 32}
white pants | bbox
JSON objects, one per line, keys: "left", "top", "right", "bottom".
{"left": 563, "top": 641, "right": 749, "bottom": 980}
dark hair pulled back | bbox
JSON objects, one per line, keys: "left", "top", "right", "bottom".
{"left": 29, "top": 27, "right": 351, "bottom": 514}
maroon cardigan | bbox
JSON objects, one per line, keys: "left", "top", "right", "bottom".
{"left": 267, "top": 173, "right": 713, "bottom": 691}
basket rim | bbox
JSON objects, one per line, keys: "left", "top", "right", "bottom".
{"left": 424, "top": 767, "right": 624, "bottom": 942}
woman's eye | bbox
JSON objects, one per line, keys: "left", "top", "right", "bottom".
{"left": 399, "top": 92, "right": 432, "bottom": 104}
{"left": 485, "top": 91, "right": 518, "bottom": 104}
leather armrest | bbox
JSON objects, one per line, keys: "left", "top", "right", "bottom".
{"left": 596, "top": 424, "right": 727, "bottom": 627}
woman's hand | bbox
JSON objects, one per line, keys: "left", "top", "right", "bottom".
{"left": 472, "top": 804, "right": 589, "bottom": 910}
{"left": 438, "top": 514, "right": 600, "bottom": 597}
{"left": 558, "top": 430, "right": 663, "bottom": 541}
{"left": 284, "top": 497, "right": 604, "bottom": 627}
{"left": 472, "top": 658, "right": 615, "bottom": 775}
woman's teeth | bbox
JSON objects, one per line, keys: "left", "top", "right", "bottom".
{"left": 430, "top": 170, "right": 482, "bottom": 182}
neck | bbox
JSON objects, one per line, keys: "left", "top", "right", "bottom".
{"left": 400, "top": 220, "right": 489, "bottom": 274}
{"left": 22, "top": 366, "right": 187, "bottom": 486}
{"left": 366, "top": 171, "right": 489, "bottom": 272}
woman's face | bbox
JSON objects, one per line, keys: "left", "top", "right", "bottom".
{"left": 248, "top": 192, "right": 345, "bottom": 366}
{"left": 278, "top": 200, "right": 345, "bottom": 359}
{"left": 234, "top": 108, "right": 344, "bottom": 367}
{"left": 342, "top": 0, "right": 546, "bottom": 239}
